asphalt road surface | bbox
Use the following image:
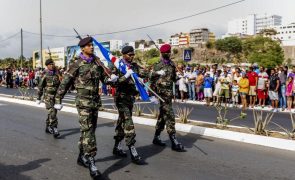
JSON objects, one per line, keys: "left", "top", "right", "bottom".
{"left": 0, "top": 100, "right": 294, "bottom": 180}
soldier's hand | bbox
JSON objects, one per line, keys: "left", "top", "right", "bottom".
{"left": 156, "top": 70, "right": 165, "bottom": 76}
{"left": 108, "top": 74, "right": 119, "bottom": 82}
{"left": 124, "top": 69, "right": 134, "bottom": 78}
{"left": 54, "top": 104, "right": 63, "bottom": 110}
{"left": 36, "top": 100, "right": 41, "bottom": 105}
{"left": 150, "top": 96, "right": 159, "bottom": 104}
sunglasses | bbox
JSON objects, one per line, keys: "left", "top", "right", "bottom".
{"left": 127, "top": 53, "right": 135, "bottom": 56}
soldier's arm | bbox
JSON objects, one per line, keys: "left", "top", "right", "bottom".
{"left": 55, "top": 63, "right": 79, "bottom": 104}
{"left": 37, "top": 75, "right": 46, "bottom": 100}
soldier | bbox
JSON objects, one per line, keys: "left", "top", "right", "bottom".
{"left": 150, "top": 44, "right": 185, "bottom": 152}
{"left": 112, "top": 46, "right": 146, "bottom": 165}
{"left": 54, "top": 37, "right": 118, "bottom": 179}
{"left": 36, "top": 59, "right": 61, "bottom": 138}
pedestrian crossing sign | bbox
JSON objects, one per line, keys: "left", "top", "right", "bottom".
{"left": 183, "top": 49, "right": 192, "bottom": 61}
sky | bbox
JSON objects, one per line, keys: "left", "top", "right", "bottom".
{"left": 0, "top": 0, "right": 294, "bottom": 58}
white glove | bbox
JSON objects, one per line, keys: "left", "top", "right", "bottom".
{"left": 156, "top": 70, "right": 165, "bottom": 76}
{"left": 108, "top": 74, "right": 119, "bottom": 82}
{"left": 36, "top": 100, "right": 41, "bottom": 105}
{"left": 54, "top": 104, "right": 63, "bottom": 110}
{"left": 124, "top": 69, "right": 134, "bottom": 79}
{"left": 150, "top": 96, "right": 159, "bottom": 104}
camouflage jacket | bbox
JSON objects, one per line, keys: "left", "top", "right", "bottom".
{"left": 114, "top": 60, "right": 148, "bottom": 97}
{"left": 150, "top": 60, "right": 177, "bottom": 98}
{"left": 37, "top": 69, "right": 61, "bottom": 100}
{"left": 55, "top": 57, "right": 109, "bottom": 109}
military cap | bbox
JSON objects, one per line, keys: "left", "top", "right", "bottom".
{"left": 121, "top": 46, "right": 134, "bottom": 55}
{"left": 160, "top": 44, "right": 171, "bottom": 53}
{"left": 78, "top": 37, "right": 93, "bottom": 47}
{"left": 45, "top": 59, "right": 54, "bottom": 66}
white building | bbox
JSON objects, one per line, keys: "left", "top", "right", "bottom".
{"left": 109, "top": 40, "right": 123, "bottom": 51}
{"left": 125, "top": 41, "right": 136, "bottom": 49}
{"left": 226, "top": 14, "right": 282, "bottom": 36}
{"left": 273, "top": 23, "right": 295, "bottom": 46}
{"left": 169, "top": 35, "right": 179, "bottom": 46}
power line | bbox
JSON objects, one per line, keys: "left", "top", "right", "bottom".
{"left": 0, "top": 31, "right": 20, "bottom": 43}
{"left": 23, "top": 0, "right": 246, "bottom": 38}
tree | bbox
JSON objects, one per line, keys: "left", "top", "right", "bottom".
{"left": 243, "top": 36, "right": 284, "bottom": 68}
{"left": 146, "top": 48, "right": 160, "bottom": 59}
{"left": 215, "top": 37, "right": 242, "bottom": 63}
{"left": 206, "top": 41, "right": 214, "bottom": 49}
{"left": 147, "top": 57, "right": 160, "bottom": 65}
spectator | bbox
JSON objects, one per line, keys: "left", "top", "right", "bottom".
{"left": 219, "top": 71, "right": 231, "bottom": 106}
{"left": 278, "top": 66, "right": 287, "bottom": 111}
{"left": 177, "top": 70, "right": 187, "bottom": 102}
{"left": 247, "top": 67, "right": 258, "bottom": 108}
{"left": 195, "top": 71, "right": 204, "bottom": 101}
{"left": 29, "top": 70, "right": 35, "bottom": 89}
{"left": 186, "top": 67, "right": 197, "bottom": 101}
{"left": 231, "top": 80, "right": 239, "bottom": 108}
{"left": 203, "top": 72, "right": 214, "bottom": 106}
{"left": 239, "top": 72, "right": 249, "bottom": 113}
{"left": 257, "top": 67, "right": 269, "bottom": 108}
{"left": 268, "top": 69, "right": 280, "bottom": 112}
{"left": 212, "top": 70, "right": 221, "bottom": 106}
{"left": 286, "top": 76, "right": 293, "bottom": 111}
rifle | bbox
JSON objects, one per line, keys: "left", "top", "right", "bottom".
{"left": 73, "top": 28, "right": 111, "bottom": 77}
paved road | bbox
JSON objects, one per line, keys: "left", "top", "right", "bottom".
{"left": 0, "top": 100, "right": 295, "bottom": 180}
{"left": 0, "top": 87, "right": 292, "bottom": 131}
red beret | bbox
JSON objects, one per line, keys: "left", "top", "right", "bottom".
{"left": 160, "top": 44, "right": 171, "bottom": 53}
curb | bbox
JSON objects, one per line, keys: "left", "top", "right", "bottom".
{"left": 1, "top": 96, "right": 295, "bottom": 152}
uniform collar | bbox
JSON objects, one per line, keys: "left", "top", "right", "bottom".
{"left": 80, "top": 53, "right": 94, "bottom": 63}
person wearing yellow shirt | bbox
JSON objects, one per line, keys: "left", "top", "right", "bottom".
{"left": 239, "top": 72, "right": 249, "bottom": 113}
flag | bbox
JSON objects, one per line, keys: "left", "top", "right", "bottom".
{"left": 92, "top": 37, "right": 150, "bottom": 101}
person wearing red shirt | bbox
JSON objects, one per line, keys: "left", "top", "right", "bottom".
{"left": 247, "top": 66, "right": 258, "bottom": 108}
{"left": 28, "top": 70, "right": 35, "bottom": 89}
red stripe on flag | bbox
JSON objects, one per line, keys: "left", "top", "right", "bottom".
{"left": 111, "top": 57, "right": 117, "bottom": 63}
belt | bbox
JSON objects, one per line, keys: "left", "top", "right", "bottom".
{"left": 77, "top": 89, "right": 98, "bottom": 96}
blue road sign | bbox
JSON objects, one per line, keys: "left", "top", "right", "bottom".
{"left": 183, "top": 49, "right": 192, "bottom": 61}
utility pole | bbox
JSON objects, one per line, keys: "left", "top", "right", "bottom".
{"left": 21, "top": 28, "right": 23, "bottom": 68}
{"left": 40, "top": 0, "right": 43, "bottom": 68}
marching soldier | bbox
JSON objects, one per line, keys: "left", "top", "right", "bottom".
{"left": 36, "top": 59, "right": 61, "bottom": 138}
{"left": 112, "top": 46, "right": 147, "bottom": 165}
{"left": 150, "top": 44, "right": 185, "bottom": 152}
{"left": 54, "top": 37, "right": 118, "bottom": 179}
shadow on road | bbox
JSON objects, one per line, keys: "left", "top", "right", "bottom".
{"left": 0, "top": 158, "right": 50, "bottom": 180}
{"left": 97, "top": 131, "right": 209, "bottom": 180}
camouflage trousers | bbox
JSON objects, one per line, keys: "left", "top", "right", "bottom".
{"left": 155, "top": 98, "right": 176, "bottom": 135}
{"left": 44, "top": 95, "right": 58, "bottom": 128}
{"left": 114, "top": 95, "right": 136, "bottom": 146}
{"left": 77, "top": 107, "right": 98, "bottom": 157}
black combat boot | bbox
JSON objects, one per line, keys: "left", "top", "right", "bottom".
{"left": 86, "top": 156, "right": 102, "bottom": 179}
{"left": 77, "top": 152, "right": 89, "bottom": 168}
{"left": 45, "top": 126, "right": 53, "bottom": 134}
{"left": 113, "top": 140, "right": 127, "bottom": 157}
{"left": 152, "top": 130, "right": 166, "bottom": 146}
{"left": 169, "top": 134, "right": 185, "bottom": 152}
{"left": 52, "top": 127, "right": 60, "bottom": 138}
{"left": 129, "top": 145, "right": 144, "bottom": 165}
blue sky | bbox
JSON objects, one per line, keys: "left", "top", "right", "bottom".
{"left": 0, "top": 0, "right": 294, "bottom": 58}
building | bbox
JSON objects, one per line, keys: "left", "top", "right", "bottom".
{"left": 109, "top": 40, "right": 123, "bottom": 51}
{"left": 169, "top": 34, "right": 180, "bottom": 46}
{"left": 226, "top": 14, "right": 282, "bottom": 36}
{"left": 209, "top": 32, "right": 216, "bottom": 42}
{"left": 189, "top": 28, "right": 209, "bottom": 45}
{"left": 272, "top": 23, "right": 295, "bottom": 46}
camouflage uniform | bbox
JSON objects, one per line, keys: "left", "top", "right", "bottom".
{"left": 113, "top": 61, "right": 147, "bottom": 146}
{"left": 150, "top": 60, "right": 177, "bottom": 135}
{"left": 37, "top": 69, "right": 61, "bottom": 128}
{"left": 55, "top": 57, "right": 108, "bottom": 157}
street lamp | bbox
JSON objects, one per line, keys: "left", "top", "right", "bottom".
{"left": 40, "top": 0, "right": 43, "bottom": 68}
